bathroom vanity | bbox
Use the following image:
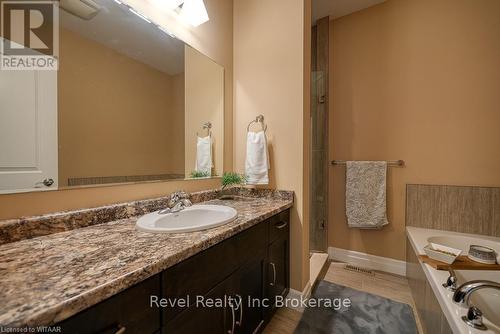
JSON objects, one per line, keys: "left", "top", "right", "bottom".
{"left": 0, "top": 189, "right": 292, "bottom": 333}
{"left": 59, "top": 209, "right": 289, "bottom": 334}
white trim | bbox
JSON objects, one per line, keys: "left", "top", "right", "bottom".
{"left": 285, "top": 281, "right": 312, "bottom": 311}
{"left": 310, "top": 252, "right": 329, "bottom": 285}
{"left": 287, "top": 280, "right": 312, "bottom": 299}
{"left": 302, "top": 281, "right": 312, "bottom": 298}
{"left": 287, "top": 288, "right": 302, "bottom": 300}
{"left": 328, "top": 247, "right": 406, "bottom": 276}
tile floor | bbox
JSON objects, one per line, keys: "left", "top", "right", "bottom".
{"left": 263, "top": 261, "right": 423, "bottom": 334}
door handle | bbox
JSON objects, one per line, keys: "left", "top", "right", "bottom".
{"left": 35, "top": 178, "right": 54, "bottom": 188}
{"left": 270, "top": 262, "right": 276, "bottom": 286}
{"left": 42, "top": 178, "right": 54, "bottom": 187}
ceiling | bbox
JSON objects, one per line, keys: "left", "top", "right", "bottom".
{"left": 60, "top": 0, "right": 185, "bottom": 75}
{"left": 312, "top": 0, "right": 386, "bottom": 24}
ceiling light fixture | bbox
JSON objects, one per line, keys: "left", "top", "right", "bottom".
{"left": 60, "top": 0, "right": 101, "bottom": 20}
{"left": 165, "top": 0, "right": 184, "bottom": 9}
{"left": 179, "top": 0, "right": 209, "bottom": 27}
{"left": 148, "top": 0, "right": 183, "bottom": 11}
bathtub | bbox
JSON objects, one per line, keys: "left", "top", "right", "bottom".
{"left": 406, "top": 227, "right": 500, "bottom": 334}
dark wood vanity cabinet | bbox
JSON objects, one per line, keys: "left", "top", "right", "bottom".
{"left": 163, "top": 273, "right": 237, "bottom": 333}
{"left": 57, "top": 209, "right": 290, "bottom": 334}
{"left": 265, "top": 233, "right": 289, "bottom": 317}
{"left": 164, "top": 262, "right": 264, "bottom": 334}
{"left": 163, "top": 209, "right": 290, "bottom": 334}
{"left": 59, "top": 275, "right": 161, "bottom": 334}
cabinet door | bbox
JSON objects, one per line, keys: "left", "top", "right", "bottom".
{"left": 265, "top": 236, "right": 289, "bottom": 315}
{"left": 162, "top": 221, "right": 265, "bottom": 323}
{"left": 163, "top": 274, "right": 238, "bottom": 334}
{"left": 59, "top": 275, "right": 160, "bottom": 334}
{"left": 236, "top": 258, "right": 265, "bottom": 334}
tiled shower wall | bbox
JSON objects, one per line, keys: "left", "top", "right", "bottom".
{"left": 406, "top": 184, "right": 500, "bottom": 334}
{"left": 406, "top": 184, "right": 500, "bottom": 236}
{"left": 309, "top": 17, "right": 329, "bottom": 252}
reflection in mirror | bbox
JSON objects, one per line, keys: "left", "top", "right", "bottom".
{"left": 0, "top": 0, "right": 224, "bottom": 193}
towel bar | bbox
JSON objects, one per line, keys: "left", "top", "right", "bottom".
{"left": 196, "top": 122, "right": 212, "bottom": 137}
{"left": 331, "top": 160, "right": 405, "bottom": 167}
{"left": 247, "top": 115, "right": 267, "bottom": 132}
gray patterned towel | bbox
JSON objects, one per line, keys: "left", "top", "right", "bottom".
{"left": 345, "top": 161, "right": 389, "bottom": 228}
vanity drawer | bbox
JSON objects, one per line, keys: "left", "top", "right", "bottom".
{"left": 162, "top": 221, "right": 267, "bottom": 322}
{"left": 268, "top": 210, "right": 290, "bottom": 244}
{"left": 59, "top": 275, "right": 160, "bottom": 334}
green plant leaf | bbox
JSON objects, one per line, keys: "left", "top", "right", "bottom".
{"left": 221, "top": 172, "right": 247, "bottom": 189}
{"left": 190, "top": 170, "right": 211, "bottom": 178}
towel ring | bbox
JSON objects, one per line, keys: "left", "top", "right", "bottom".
{"left": 196, "top": 122, "right": 212, "bottom": 137}
{"left": 247, "top": 115, "right": 267, "bottom": 133}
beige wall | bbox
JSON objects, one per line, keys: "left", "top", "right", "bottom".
{"left": 329, "top": 0, "right": 500, "bottom": 260}
{"left": 58, "top": 28, "right": 185, "bottom": 186}
{"left": 0, "top": 0, "right": 233, "bottom": 220}
{"left": 126, "top": 0, "right": 234, "bottom": 174}
{"left": 171, "top": 73, "right": 186, "bottom": 172}
{"left": 184, "top": 45, "right": 224, "bottom": 177}
{"left": 234, "top": 0, "right": 311, "bottom": 291}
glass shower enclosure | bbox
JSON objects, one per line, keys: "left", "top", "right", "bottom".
{"left": 310, "top": 70, "right": 328, "bottom": 252}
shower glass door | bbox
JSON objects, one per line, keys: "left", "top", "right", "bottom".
{"left": 310, "top": 70, "right": 328, "bottom": 252}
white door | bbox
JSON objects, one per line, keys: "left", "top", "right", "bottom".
{"left": 0, "top": 69, "right": 58, "bottom": 194}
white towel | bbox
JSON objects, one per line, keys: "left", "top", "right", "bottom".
{"left": 245, "top": 131, "right": 270, "bottom": 185}
{"left": 195, "top": 135, "right": 212, "bottom": 175}
{"left": 345, "top": 161, "right": 389, "bottom": 229}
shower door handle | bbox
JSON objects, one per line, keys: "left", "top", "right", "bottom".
{"left": 319, "top": 219, "right": 326, "bottom": 229}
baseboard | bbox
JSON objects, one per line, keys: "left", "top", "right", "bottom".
{"left": 285, "top": 281, "right": 312, "bottom": 311}
{"left": 287, "top": 280, "right": 312, "bottom": 299}
{"left": 302, "top": 281, "right": 312, "bottom": 298}
{"left": 328, "top": 247, "right": 406, "bottom": 276}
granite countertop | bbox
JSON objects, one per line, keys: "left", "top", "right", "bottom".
{"left": 0, "top": 191, "right": 293, "bottom": 327}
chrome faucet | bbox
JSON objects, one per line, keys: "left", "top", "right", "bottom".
{"left": 452, "top": 280, "right": 500, "bottom": 330}
{"left": 442, "top": 268, "right": 457, "bottom": 291}
{"left": 453, "top": 280, "right": 500, "bottom": 306}
{"left": 462, "top": 306, "right": 487, "bottom": 330}
{"left": 159, "top": 191, "right": 192, "bottom": 214}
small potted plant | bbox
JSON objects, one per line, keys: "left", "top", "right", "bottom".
{"left": 190, "top": 170, "right": 211, "bottom": 178}
{"left": 220, "top": 172, "right": 247, "bottom": 198}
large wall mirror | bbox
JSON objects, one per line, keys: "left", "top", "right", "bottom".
{"left": 0, "top": 0, "right": 224, "bottom": 194}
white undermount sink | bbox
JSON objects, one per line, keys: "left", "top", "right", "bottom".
{"left": 136, "top": 205, "right": 238, "bottom": 233}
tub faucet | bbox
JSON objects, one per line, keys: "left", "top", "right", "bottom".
{"left": 462, "top": 306, "right": 487, "bottom": 330}
{"left": 453, "top": 280, "right": 500, "bottom": 331}
{"left": 159, "top": 191, "right": 192, "bottom": 214}
{"left": 453, "top": 280, "right": 500, "bottom": 306}
{"left": 442, "top": 268, "right": 457, "bottom": 291}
